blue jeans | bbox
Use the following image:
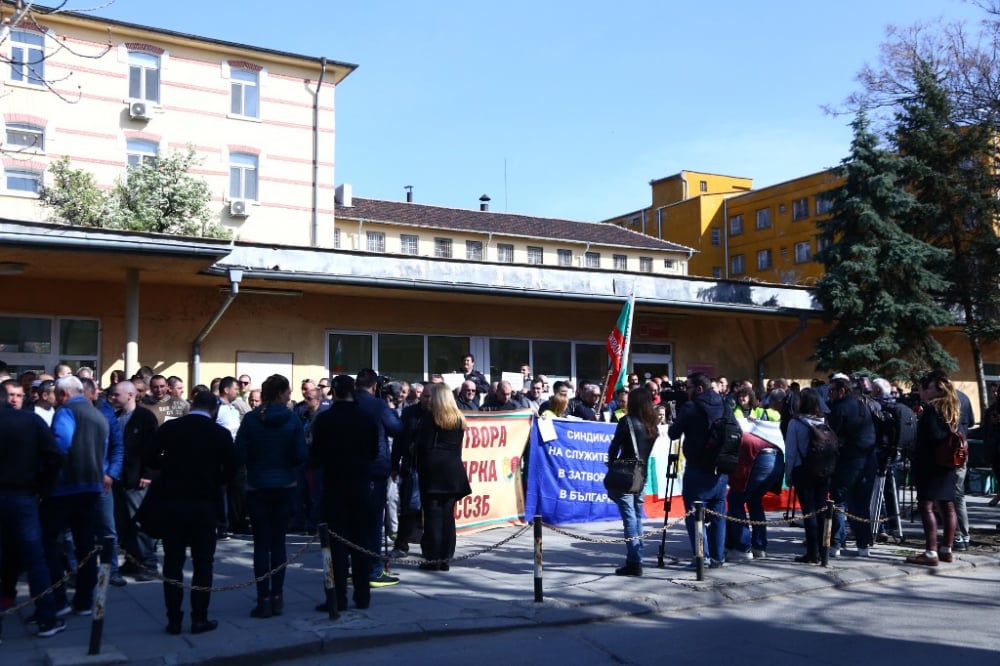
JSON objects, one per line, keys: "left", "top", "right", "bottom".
{"left": 682, "top": 467, "right": 728, "bottom": 561}
{"left": 96, "top": 488, "right": 119, "bottom": 574}
{"left": 41, "top": 492, "right": 100, "bottom": 612}
{"left": 831, "top": 456, "right": 876, "bottom": 549}
{"left": 246, "top": 487, "right": 294, "bottom": 598}
{"left": 726, "top": 451, "right": 784, "bottom": 552}
{"left": 610, "top": 492, "right": 644, "bottom": 564}
{"left": 0, "top": 492, "right": 57, "bottom": 626}
{"left": 367, "top": 478, "right": 389, "bottom": 580}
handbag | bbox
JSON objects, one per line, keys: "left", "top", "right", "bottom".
{"left": 934, "top": 425, "right": 968, "bottom": 469}
{"left": 603, "top": 416, "right": 647, "bottom": 494}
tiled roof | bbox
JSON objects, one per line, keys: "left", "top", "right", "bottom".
{"left": 336, "top": 198, "right": 694, "bottom": 254}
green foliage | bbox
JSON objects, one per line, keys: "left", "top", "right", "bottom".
{"left": 39, "top": 149, "right": 230, "bottom": 240}
{"left": 813, "top": 111, "right": 957, "bottom": 380}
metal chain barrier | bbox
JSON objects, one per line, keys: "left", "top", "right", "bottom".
{"left": 0, "top": 545, "right": 101, "bottom": 618}
{"left": 119, "top": 535, "right": 319, "bottom": 592}
{"left": 540, "top": 509, "right": 694, "bottom": 544}
{"left": 703, "top": 506, "right": 831, "bottom": 526}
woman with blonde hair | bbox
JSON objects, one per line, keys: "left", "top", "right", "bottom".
{"left": 415, "top": 383, "right": 472, "bottom": 571}
{"left": 540, "top": 392, "right": 569, "bottom": 418}
{"left": 905, "top": 372, "right": 960, "bottom": 566}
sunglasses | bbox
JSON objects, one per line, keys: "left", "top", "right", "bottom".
{"left": 239, "top": 381, "right": 250, "bottom": 386}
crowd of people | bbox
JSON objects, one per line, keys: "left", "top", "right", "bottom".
{"left": 1, "top": 355, "right": 997, "bottom": 640}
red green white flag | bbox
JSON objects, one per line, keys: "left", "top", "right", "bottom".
{"left": 604, "top": 291, "right": 635, "bottom": 404}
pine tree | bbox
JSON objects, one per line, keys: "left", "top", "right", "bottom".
{"left": 893, "top": 60, "right": 1000, "bottom": 412}
{"left": 813, "top": 111, "right": 956, "bottom": 380}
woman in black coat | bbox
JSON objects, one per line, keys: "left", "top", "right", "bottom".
{"left": 416, "top": 383, "right": 472, "bottom": 571}
{"left": 905, "top": 373, "right": 960, "bottom": 567}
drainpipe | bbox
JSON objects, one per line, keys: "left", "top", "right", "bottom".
{"left": 311, "top": 57, "right": 328, "bottom": 247}
{"left": 641, "top": 209, "right": 646, "bottom": 235}
{"left": 679, "top": 172, "right": 689, "bottom": 201}
{"left": 723, "top": 198, "right": 730, "bottom": 279}
{"left": 756, "top": 313, "right": 808, "bottom": 391}
{"left": 192, "top": 268, "right": 243, "bottom": 387}
{"left": 655, "top": 206, "right": 666, "bottom": 238}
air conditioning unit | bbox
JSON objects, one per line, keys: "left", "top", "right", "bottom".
{"left": 229, "top": 200, "right": 250, "bottom": 217}
{"left": 129, "top": 101, "right": 151, "bottom": 121}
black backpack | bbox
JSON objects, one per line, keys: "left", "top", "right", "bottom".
{"left": 881, "top": 401, "right": 917, "bottom": 458}
{"left": 799, "top": 418, "right": 839, "bottom": 479}
{"left": 696, "top": 401, "right": 743, "bottom": 475}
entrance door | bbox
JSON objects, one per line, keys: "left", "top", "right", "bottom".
{"left": 631, "top": 353, "right": 673, "bottom": 383}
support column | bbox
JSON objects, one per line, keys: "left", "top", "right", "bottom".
{"left": 125, "top": 268, "right": 140, "bottom": 378}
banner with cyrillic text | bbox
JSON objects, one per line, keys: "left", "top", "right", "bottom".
{"left": 456, "top": 410, "right": 533, "bottom": 533}
{"left": 524, "top": 418, "right": 687, "bottom": 524}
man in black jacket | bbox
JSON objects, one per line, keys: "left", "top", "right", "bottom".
{"left": 310, "top": 375, "right": 379, "bottom": 615}
{"left": 146, "top": 389, "right": 236, "bottom": 636}
{"left": 0, "top": 380, "right": 66, "bottom": 639}
{"left": 108, "top": 381, "right": 159, "bottom": 581}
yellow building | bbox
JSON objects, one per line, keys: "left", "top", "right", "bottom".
{"left": 604, "top": 170, "right": 752, "bottom": 279}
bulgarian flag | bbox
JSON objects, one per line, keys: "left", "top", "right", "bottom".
{"left": 333, "top": 338, "right": 344, "bottom": 373}
{"left": 604, "top": 291, "right": 635, "bottom": 405}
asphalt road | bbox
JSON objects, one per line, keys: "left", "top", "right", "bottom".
{"left": 281, "top": 566, "right": 1000, "bottom": 666}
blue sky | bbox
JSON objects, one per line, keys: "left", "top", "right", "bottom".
{"left": 94, "top": 0, "right": 986, "bottom": 221}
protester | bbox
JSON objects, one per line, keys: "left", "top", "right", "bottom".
{"left": 235, "top": 374, "right": 307, "bottom": 618}
{"left": 147, "top": 389, "right": 237, "bottom": 635}
{"left": 905, "top": 373, "right": 960, "bottom": 567}
{"left": 784, "top": 389, "right": 831, "bottom": 564}
{"left": 415, "top": 383, "right": 472, "bottom": 571}
{"left": 605, "top": 387, "right": 659, "bottom": 576}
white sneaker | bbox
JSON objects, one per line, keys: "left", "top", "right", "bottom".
{"left": 727, "top": 549, "right": 753, "bottom": 563}
{"left": 856, "top": 547, "right": 870, "bottom": 558}
{"left": 751, "top": 549, "right": 766, "bottom": 560}
{"left": 829, "top": 548, "right": 841, "bottom": 558}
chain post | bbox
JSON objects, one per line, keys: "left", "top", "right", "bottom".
{"left": 533, "top": 514, "right": 543, "bottom": 603}
{"left": 694, "top": 501, "right": 705, "bottom": 581}
{"left": 822, "top": 499, "right": 835, "bottom": 567}
{"left": 88, "top": 536, "right": 114, "bottom": 655}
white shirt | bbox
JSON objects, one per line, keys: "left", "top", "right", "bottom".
{"left": 34, "top": 404, "right": 54, "bottom": 427}
{"left": 216, "top": 400, "right": 241, "bottom": 440}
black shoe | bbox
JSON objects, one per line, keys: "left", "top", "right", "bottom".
{"left": 250, "top": 598, "right": 272, "bottom": 619}
{"left": 191, "top": 619, "right": 218, "bottom": 635}
{"left": 794, "top": 554, "right": 820, "bottom": 564}
{"left": 165, "top": 620, "right": 182, "bottom": 635}
{"left": 439, "top": 561, "right": 450, "bottom": 572}
{"left": 131, "top": 572, "right": 156, "bottom": 582}
{"left": 270, "top": 595, "right": 283, "bottom": 616}
{"left": 418, "top": 561, "right": 440, "bottom": 571}
{"left": 109, "top": 573, "right": 128, "bottom": 587}
{"left": 614, "top": 562, "right": 643, "bottom": 577}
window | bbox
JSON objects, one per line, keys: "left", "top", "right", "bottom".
{"left": 230, "top": 68, "right": 259, "bottom": 118}
{"left": 699, "top": 180, "right": 708, "bottom": 192}
{"left": 400, "top": 234, "right": 418, "bottom": 255}
{"left": 816, "top": 235, "right": 832, "bottom": 252}
{"left": 757, "top": 248, "right": 773, "bottom": 270}
{"left": 710, "top": 227, "right": 721, "bottom": 246}
{"left": 584, "top": 251, "right": 600, "bottom": 268}
{"left": 794, "top": 241, "right": 811, "bottom": 263}
{"left": 5, "top": 122, "right": 44, "bottom": 151}
{"left": 527, "top": 246, "right": 543, "bottom": 265}
{"left": 128, "top": 51, "right": 160, "bottom": 103}
{"left": 730, "top": 214, "right": 744, "bottom": 235}
{"left": 334, "top": 227, "right": 341, "bottom": 249}
{"left": 434, "top": 237, "right": 452, "bottom": 258}
{"left": 712, "top": 267, "right": 722, "bottom": 279}
{"left": 664, "top": 259, "right": 676, "bottom": 269}
{"left": 816, "top": 192, "right": 833, "bottom": 215}
{"left": 792, "top": 197, "right": 809, "bottom": 221}
{"left": 10, "top": 29, "right": 44, "bottom": 86}
{"left": 229, "top": 152, "right": 258, "bottom": 201}
{"left": 366, "top": 231, "right": 385, "bottom": 253}
{"left": 755, "top": 208, "right": 771, "bottom": 229}
{"left": 126, "top": 138, "right": 158, "bottom": 168}
{"left": 731, "top": 254, "right": 745, "bottom": 275}
{"left": 639, "top": 257, "right": 653, "bottom": 273}
{"left": 0, "top": 315, "right": 99, "bottom": 374}
{"left": 613, "top": 254, "right": 627, "bottom": 271}
{"left": 465, "top": 240, "right": 483, "bottom": 260}
{"left": 497, "top": 243, "right": 514, "bottom": 263}
{"left": 557, "top": 249, "right": 572, "bottom": 266}
{"left": 5, "top": 168, "right": 41, "bottom": 193}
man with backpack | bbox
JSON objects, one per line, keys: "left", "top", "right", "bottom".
{"left": 827, "top": 376, "right": 878, "bottom": 557}
{"left": 668, "top": 372, "right": 728, "bottom": 568}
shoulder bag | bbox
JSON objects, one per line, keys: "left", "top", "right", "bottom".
{"left": 603, "top": 416, "right": 647, "bottom": 494}
{"left": 934, "top": 424, "right": 968, "bottom": 469}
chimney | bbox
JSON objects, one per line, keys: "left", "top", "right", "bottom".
{"left": 479, "top": 194, "right": 491, "bottom": 212}
{"left": 405, "top": 185, "right": 413, "bottom": 203}
{"left": 335, "top": 183, "right": 353, "bottom": 207}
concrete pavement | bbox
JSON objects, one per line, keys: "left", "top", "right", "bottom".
{"left": 3, "top": 495, "right": 999, "bottom": 665}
